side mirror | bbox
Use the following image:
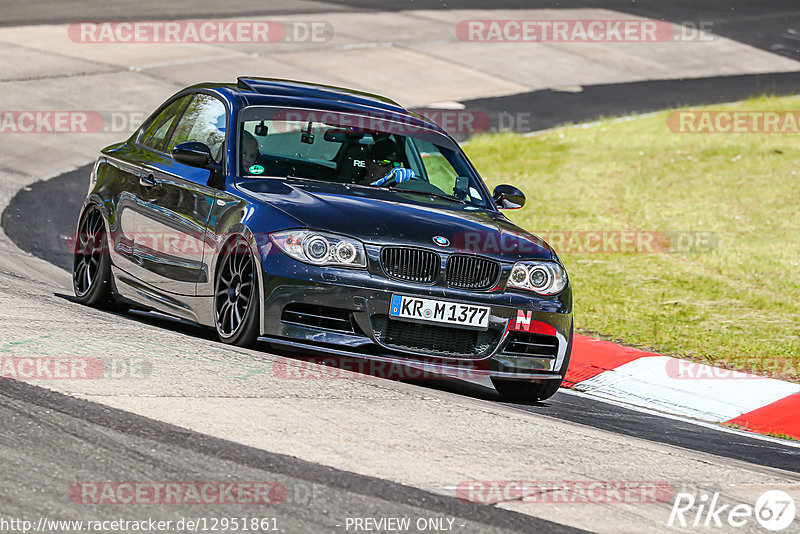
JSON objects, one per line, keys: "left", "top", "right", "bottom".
{"left": 493, "top": 184, "right": 526, "bottom": 209}
{"left": 172, "top": 141, "right": 216, "bottom": 169}
{"left": 172, "top": 141, "right": 224, "bottom": 189}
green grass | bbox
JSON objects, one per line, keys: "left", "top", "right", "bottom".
{"left": 722, "top": 422, "right": 800, "bottom": 442}
{"left": 464, "top": 95, "right": 800, "bottom": 380}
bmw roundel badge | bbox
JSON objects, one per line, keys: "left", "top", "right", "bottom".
{"left": 433, "top": 236, "right": 450, "bottom": 247}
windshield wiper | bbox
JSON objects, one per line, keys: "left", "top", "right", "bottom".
{"left": 387, "top": 186, "right": 466, "bottom": 204}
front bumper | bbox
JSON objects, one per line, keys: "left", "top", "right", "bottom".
{"left": 258, "top": 246, "right": 572, "bottom": 382}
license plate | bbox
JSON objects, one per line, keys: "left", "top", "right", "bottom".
{"left": 389, "top": 295, "right": 490, "bottom": 329}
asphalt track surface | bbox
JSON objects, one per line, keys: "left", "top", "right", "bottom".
{"left": 457, "top": 71, "right": 800, "bottom": 135}
{"left": 4, "top": 166, "right": 799, "bottom": 474}
{"left": 2, "top": 0, "right": 800, "bottom": 65}
{"left": 0, "top": 378, "right": 578, "bottom": 534}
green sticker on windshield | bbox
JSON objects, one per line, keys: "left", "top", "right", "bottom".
{"left": 249, "top": 164, "right": 264, "bottom": 175}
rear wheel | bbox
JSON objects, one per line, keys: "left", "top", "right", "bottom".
{"left": 214, "top": 238, "right": 260, "bottom": 347}
{"left": 492, "top": 322, "right": 573, "bottom": 402}
{"left": 73, "top": 206, "right": 125, "bottom": 310}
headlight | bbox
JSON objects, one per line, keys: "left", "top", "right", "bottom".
{"left": 507, "top": 261, "right": 567, "bottom": 295}
{"left": 269, "top": 230, "right": 367, "bottom": 268}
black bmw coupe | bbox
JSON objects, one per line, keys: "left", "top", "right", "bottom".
{"left": 73, "top": 77, "right": 572, "bottom": 401}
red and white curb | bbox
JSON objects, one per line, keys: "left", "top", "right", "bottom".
{"left": 563, "top": 335, "right": 800, "bottom": 440}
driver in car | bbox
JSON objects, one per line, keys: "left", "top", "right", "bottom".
{"left": 365, "top": 138, "right": 416, "bottom": 186}
{"left": 241, "top": 130, "right": 261, "bottom": 171}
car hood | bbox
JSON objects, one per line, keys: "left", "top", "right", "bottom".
{"left": 237, "top": 178, "right": 553, "bottom": 262}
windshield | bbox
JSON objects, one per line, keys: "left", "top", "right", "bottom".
{"left": 237, "top": 107, "right": 491, "bottom": 208}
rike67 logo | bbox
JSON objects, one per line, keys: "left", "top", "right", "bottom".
{"left": 668, "top": 490, "right": 796, "bottom": 531}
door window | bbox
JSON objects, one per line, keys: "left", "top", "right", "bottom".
{"left": 166, "top": 94, "right": 227, "bottom": 162}
{"left": 139, "top": 95, "right": 192, "bottom": 152}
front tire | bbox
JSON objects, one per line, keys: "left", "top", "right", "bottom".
{"left": 492, "top": 322, "right": 573, "bottom": 403}
{"left": 214, "top": 238, "right": 260, "bottom": 347}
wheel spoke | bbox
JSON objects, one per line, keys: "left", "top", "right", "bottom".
{"left": 239, "top": 285, "right": 252, "bottom": 300}
{"left": 228, "top": 304, "right": 236, "bottom": 332}
{"left": 91, "top": 213, "right": 103, "bottom": 234}
{"left": 218, "top": 301, "right": 233, "bottom": 333}
{"left": 238, "top": 253, "right": 251, "bottom": 276}
{"left": 232, "top": 249, "right": 242, "bottom": 276}
{"left": 227, "top": 256, "right": 237, "bottom": 280}
{"left": 225, "top": 251, "right": 235, "bottom": 275}
{"left": 74, "top": 262, "right": 86, "bottom": 291}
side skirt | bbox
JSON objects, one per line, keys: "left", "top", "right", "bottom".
{"left": 111, "top": 265, "right": 214, "bottom": 326}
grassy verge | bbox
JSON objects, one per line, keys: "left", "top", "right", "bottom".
{"left": 465, "top": 95, "right": 800, "bottom": 381}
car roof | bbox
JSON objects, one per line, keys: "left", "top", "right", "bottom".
{"left": 185, "top": 78, "right": 444, "bottom": 134}
{"left": 238, "top": 77, "right": 405, "bottom": 111}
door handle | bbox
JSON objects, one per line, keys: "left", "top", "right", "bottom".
{"left": 140, "top": 174, "right": 158, "bottom": 188}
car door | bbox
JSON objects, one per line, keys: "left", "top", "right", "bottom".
{"left": 129, "top": 92, "right": 228, "bottom": 296}
{"left": 103, "top": 94, "right": 192, "bottom": 273}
